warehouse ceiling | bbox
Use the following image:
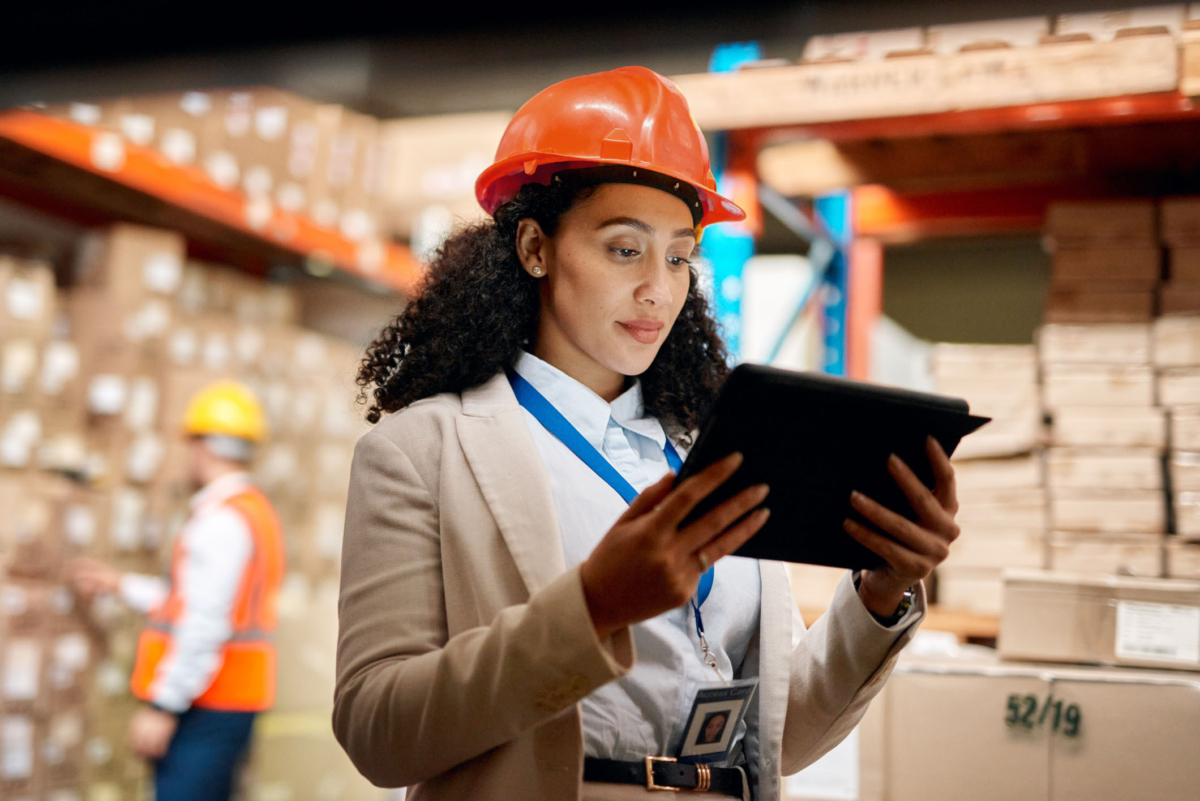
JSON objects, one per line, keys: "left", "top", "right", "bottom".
{"left": 2, "top": 0, "right": 1138, "bottom": 114}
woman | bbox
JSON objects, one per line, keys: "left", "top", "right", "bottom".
{"left": 335, "top": 67, "right": 960, "bottom": 801}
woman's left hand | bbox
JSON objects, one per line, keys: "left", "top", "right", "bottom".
{"left": 843, "top": 436, "right": 960, "bottom": 618}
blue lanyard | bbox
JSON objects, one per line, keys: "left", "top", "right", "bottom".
{"left": 507, "top": 368, "right": 714, "bottom": 632}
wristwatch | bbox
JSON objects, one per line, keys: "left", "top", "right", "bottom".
{"left": 870, "top": 584, "right": 916, "bottom": 627}
{"left": 854, "top": 572, "right": 916, "bottom": 627}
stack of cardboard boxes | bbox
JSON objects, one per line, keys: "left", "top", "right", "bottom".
{"left": 0, "top": 255, "right": 99, "bottom": 801}
{"left": 41, "top": 90, "right": 514, "bottom": 262}
{"left": 46, "top": 90, "right": 388, "bottom": 246}
{"left": 1041, "top": 323, "right": 1166, "bottom": 577}
{"left": 1043, "top": 200, "right": 1159, "bottom": 325}
{"left": 930, "top": 344, "right": 1046, "bottom": 614}
{"left": 0, "top": 222, "right": 383, "bottom": 800}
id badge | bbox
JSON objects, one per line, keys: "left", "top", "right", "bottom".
{"left": 675, "top": 677, "right": 759, "bottom": 764}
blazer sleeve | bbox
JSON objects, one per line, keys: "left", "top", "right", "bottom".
{"left": 333, "top": 430, "right": 635, "bottom": 788}
{"left": 778, "top": 571, "right": 925, "bottom": 775}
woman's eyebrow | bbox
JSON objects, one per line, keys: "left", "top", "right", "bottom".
{"left": 596, "top": 217, "right": 698, "bottom": 240}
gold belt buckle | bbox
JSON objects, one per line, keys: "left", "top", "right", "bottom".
{"left": 645, "top": 757, "right": 711, "bottom": 792}
{"left": 644, "top": 756, "right": 680, "bottom": 792}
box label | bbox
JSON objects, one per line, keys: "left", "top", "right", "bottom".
{"left": 1116, "top": 601, "right": 1200, "bottom": 664}
{"left": 5, "top": 278, "right": 44, "bottom": 321}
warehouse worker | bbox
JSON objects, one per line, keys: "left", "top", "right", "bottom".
{"left": 337, "top": 67, "right": 957, "bottom": 801}
{"left": 68, "top": 381, "right": 285, "bottom": 801}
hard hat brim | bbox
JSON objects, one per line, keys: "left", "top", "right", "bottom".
{"left": 476, "top": 156, "right": 747, "bottom": 227}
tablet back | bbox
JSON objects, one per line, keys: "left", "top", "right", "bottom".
{"left": 678, "top": 365, "right": 989, "bottom": 570}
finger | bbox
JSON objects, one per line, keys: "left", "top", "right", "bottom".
{"left": 697, "top": 507, "right": 771, "bottom": 564}
{"left": 926, "top": 436, "right": 958, "bottom": 515}
{"left": 616, "top": 471, "right": 676, "bottom": 523}
{"left": 850, "top": 491, "right": 953, "bottom": 559}
{"left": 843, "top": 519, "right": 927, "bottom": 575}
{"left": 886, "top": 455, "right": 957, "bottom": 536}
{"left": 679, "top": 482, "right": 770, "bottom": 554}
{"left": 654, "top": 452, "right": 744, "bottom": 529}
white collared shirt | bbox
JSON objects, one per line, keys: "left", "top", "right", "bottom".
{"left": 118, "top": 471, "right": 255, "bottom": 712}
{"left": 513, "top": 351, "right": 762, "bottom": 762}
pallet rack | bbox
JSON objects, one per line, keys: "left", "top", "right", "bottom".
{"left": 0, "top": 110, "right": 422, "bottom": 295}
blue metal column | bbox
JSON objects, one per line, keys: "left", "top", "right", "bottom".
{"left": 814, "top": 192, "right": 852, "bottom": 376}
{"left": 704, "top": 42, "right": 760, "bottom": 363}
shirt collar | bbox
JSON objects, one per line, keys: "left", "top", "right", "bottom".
{"left": 190, "top": 471, "right": 252, "bottom": 511}
{"left": 512, "top": 351, "right": 666, "bottom": 450}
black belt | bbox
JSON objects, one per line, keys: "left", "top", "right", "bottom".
{"left": 583, "top": 757, "right": 743, "bottom": 796}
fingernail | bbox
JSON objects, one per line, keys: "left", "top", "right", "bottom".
{"left": 850, "top": 490, "right": 864, "bottom": 505}
{"left": 756, "top": 484, "right": 770, "bottom": 499}
{"left": 729, "top": 452, "right": 744, "bottom": 465}
{"left": 757, "top": 508, "right": 771, "bottom": 521}
{"left": 888, "top": 453, "right": 901, "bottom": 469}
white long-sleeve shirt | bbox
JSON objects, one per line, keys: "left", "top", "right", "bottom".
{"left": 512, "top": 351, "right": 918, "bottom": 764}
{"left": 119, "top": 472, "right": 254, "bottom": 713}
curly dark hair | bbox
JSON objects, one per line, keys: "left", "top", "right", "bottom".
{"left": 357, "top": 180, "right": 731, "bottom": 443}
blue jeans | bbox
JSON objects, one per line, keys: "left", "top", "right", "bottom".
{"left": 155, "top": 708, "right": 256, "bottom": 801}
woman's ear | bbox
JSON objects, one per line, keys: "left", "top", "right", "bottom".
{"left": 516, "top": 219, "right": 550, "bottom": 278}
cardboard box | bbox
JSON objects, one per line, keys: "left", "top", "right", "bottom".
{"left": 1152, "top": 314, "right": 1200, "bottom": 366}
{"left": 956, "top": 487, "right": 1047, "bottom": 529}
{"left": 1044, "top": 200, "right": 1158, "bottom": 250}
{"left": 1000, "top": 569, "right": 1200, "bottom": 670}
{"left": 1037, "top": 322, "right": 1151, "bottom": 364}
{"left": 930, "top": 342, "right": 1037, "bottom": 382}
{"left": 1157, "top": 366, "right": 1200, "bottom": 406}
{"left": 1161, "top": 196, "right": 1200, "bottom": 246}
{"left": 857, "top": 651, "right": 1200, "bottom": 801}
{"left": 1049, "top": 248, "right": 1161, "bottom": 284}
{"left": 1042, "top": 364, "right": 1154, "bottom": 408}
{"left": 1044, "top": 287, "right": 1155, "bottom": 323}
{"left": 72, "top": 224, "right": 185, "bottom": 304}
{"left": 926, "top": 17, "right": 1049, "bottom": 53}
{"left": 379, "top": 111, "right": 511, "bottom": 241}
{"left": 800, "top": 27, "right": 925, "bottom": 62}
{"left": 0, "top": 714, "right": 42, "bottom": 797}
{"left": 1050, "top": 489, "right": 1165, "bottom": 533}
{"left": 1168, "top": 246, "right": 1200, "bottom": 280}
{"left": 1171, "top": 406, "right": 1200, "bottom": 449}
{"left": 952, "top": 454, "right": 1044, "bottom": 490}
{"left": 936, "top": 566, "right": 1005, "bottom": 614}
{"left": 945, "top": 528, "right": 1046, "bottom": 570}
{"left": 1159, "top": 280, "right": 1200, "bottom": 314}
{"left": 1166, "top": 540, "right": 1200, "bottom": 578}
{"left": 1046, "top": 447, "right": 1163, "bottom": 491}
{"left": 1050, "top": 405, "right": 1165, "bottom": 448}
{"left": 0, "top": 257, "right": 56, "bottom": 341}
{"left": 1174, "top": 489, "right": 1200, "bottom": 538}
{"left": 1047, "top": 531, "right": 1164, "bottom": 577}
{"left": 1056, "top": 6, "right": 1188, "bottom": 41}
{"left": 944, "top": 406, "right": 1044, "bottom": 459}
{"left": 1169, "top": 450, "right": 1200, "bottom": 491}
{"left": 272, "top": 575, "right": 338, "bottom": 713}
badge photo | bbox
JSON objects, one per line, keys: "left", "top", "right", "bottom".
{"left": 677, "top": 678, "right": 758, "bottom": 763}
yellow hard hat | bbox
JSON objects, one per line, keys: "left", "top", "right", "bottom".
{"left": 182, "top": 381, "right": 267, "bottom": 443}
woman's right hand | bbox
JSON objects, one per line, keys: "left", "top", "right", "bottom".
{"left": 579, "top": 453, "right": 770, "bottom": 640}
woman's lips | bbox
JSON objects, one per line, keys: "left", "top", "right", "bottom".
{"left": 618, "top": 320, "right": 664, "bottom": 344}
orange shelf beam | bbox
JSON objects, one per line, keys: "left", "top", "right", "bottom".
{"left": 0, "top": 110, "right": 422, "bottom": 295}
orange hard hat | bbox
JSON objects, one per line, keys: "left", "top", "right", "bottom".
{"left": 475, "top": 66, "right": 746, "bottom": 227}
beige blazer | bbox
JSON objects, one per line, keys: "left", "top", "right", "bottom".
{"left": 334, "top": 372, "right": 924, "bottom": 801}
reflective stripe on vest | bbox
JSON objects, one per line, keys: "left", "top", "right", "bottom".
{"left": 130, "top": 486, "right": 286, "bottom": 712}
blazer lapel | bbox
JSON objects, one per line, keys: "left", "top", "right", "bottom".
{"left": 457, "top": 373, "right": 566, "bottom": 596}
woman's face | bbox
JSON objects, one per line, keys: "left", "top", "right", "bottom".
{"left": 703, "top": 713, "right": 728, "bottom": 743}
{"left": 517, "top": 182, "right": 697, "bottom": 395}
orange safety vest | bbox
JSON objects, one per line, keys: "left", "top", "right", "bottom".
{"left": 130, "top": 486, "right": 286, "bottom": 712}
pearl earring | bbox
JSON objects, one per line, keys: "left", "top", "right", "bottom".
{"left": 532, "top": 267, "right": 542, "bottom": 276}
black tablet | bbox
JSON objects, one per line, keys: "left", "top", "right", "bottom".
{"left": 676, "top": 364, "right": 991, "bottom": 570}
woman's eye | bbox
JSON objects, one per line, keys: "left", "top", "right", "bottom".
{"left": 611, "top": 248, "right": 639, "bottom": 258}
{"left": 668, "top": 257, "right": 693, "bottom": 268}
